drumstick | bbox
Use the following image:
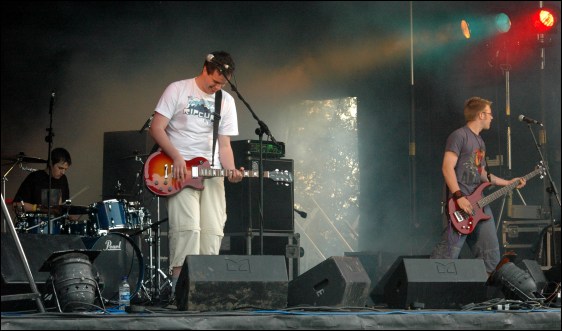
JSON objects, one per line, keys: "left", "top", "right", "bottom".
{"left": 69, "top": 185, "right": 90, "bottom": 202}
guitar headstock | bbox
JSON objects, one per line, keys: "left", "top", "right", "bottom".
{"left": 537, "top": 161, "right": 546, "bottom": 179}
{"left": 269, "top": 170, "right": 293, "bottom": 185}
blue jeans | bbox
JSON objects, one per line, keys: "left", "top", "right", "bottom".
{"left": 430, "top": 205, "right": 500, "bottom": 274}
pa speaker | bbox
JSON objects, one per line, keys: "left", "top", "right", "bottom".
{"left": 224, "top": 158, "right": 294, "bottom": 232}
{"left": 383, "top": 258, "right": 488, "bottom": 309}
{"left": 288, "top": 256, "right": 371, "bottom": 307}
{"left": 175, "top": 255, "right": 288, "bottom": 311}
{"left": 1, "top": 233, "right": 86, "bottom": 310}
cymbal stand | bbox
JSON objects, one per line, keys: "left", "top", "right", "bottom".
{"left": 2, "top": 160, "right": 18, "bottom": 232}
{"left": 131, "top": 155, "right": 171, "bottom": 303}
{"left": 142, "top": 211, "right": 172, "bottom": 302}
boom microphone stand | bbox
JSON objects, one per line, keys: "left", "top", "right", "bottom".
{"left": 45, "top": 90, "right": 56, "bottom": 233}
{"left": 219, "top": 69, "right": 280, "bottom": 255}
{"left": 525, "top": 122, "right": 560, "bottom": 265}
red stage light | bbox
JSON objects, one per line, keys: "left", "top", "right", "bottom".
{"left": 532, "top": 8, "right": 557, "bottom": 33}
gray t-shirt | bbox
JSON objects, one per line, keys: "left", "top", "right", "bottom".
{"left": 445, "top": 126, "right": 486, "bottom": 196}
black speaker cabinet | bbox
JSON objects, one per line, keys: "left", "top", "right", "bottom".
{"left": 1, "top": 233, "right": 86, "bottom": 311}
{"left": 102, "top": 130, "right": 156, "bottom": 199}
{"left": 383, "top": 258, "right": 488, "bottom": 309}
{"left": 175, "top": 255, "right": 288, "bottom": 311}
{"left": 287, "top": 256, "right": 371, "bottom": 307}
{"left": 224, "top": 158, "right": 294, "bottom": 233}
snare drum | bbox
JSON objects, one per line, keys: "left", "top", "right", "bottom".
{"left": 94, "top": 199, "right": 127, "bottom": 231}
{"left": 63, "top": 218, "right": 98, "bottom": 237}
{"left": 16, "top": 214, "right": 63, "bottom": 234}
{"left": 82, "top": 233, "right": 144, "bottom": 303}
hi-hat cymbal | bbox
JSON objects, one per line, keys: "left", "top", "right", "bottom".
{"left": 2, "top": 152, "right": 47, "bottom": 164}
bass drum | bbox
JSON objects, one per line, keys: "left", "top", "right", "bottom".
{"left": 83, "top": 233, "right": 144, "bottom": 304}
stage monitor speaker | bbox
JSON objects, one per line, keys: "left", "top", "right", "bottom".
{"left": 1, "top": 233, "right": 86, "bottom": 310}
{"left": 222, "top": 233, "right": 301, "bottom": 281}
{"left": 287, "top": 256, "right": 371, "bottom": 307}
{"left": 175, "top": 255, "right": 288, "bottom": 311}
{"left": 383, "top": 258, "right": 488, "bottom": 309}
{"left": 340, "top": 252, "right": 429, "bottom": 305}
{"left": 224, "top": 158, "right": 294, "bottom": 233}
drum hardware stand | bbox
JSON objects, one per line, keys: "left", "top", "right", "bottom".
{"left": 133, "top": 216, "right": 171, "bottom": 304}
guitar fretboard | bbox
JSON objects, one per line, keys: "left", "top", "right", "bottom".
{"left": 196, "top": 167, "right": 267, "bottom": 178}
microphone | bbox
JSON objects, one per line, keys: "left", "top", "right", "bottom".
{"left": 50, "top": 90, "right": 56, "bottom": 108}
{"left": 294, "top": 208, "right": 307, "bottom": 219}
{"left": 139, "top": 113, "right": 154, "bottom": 133}
{"left": 518, "top": 114, "right": 543, "bottom": 127}
{"left": 206, "top": 54, "right": 230, "bottom": 72}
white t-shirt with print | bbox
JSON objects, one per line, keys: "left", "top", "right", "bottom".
{"left": 155, "top": 78, "right": 238, "bottom": 168}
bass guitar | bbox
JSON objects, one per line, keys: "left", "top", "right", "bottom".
{"left": 144, "top": 151, "right": 293, "bottom": 197}
{"left": 448, "top": 164, "right": 545, "bottom": 235}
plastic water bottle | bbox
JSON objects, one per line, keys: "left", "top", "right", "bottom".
{"left": 118, "top": 275, "right": 130, "bottom": 311}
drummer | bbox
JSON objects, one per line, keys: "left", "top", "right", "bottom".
{"left": 12, "top": 147, "right": 76, "bottom": 221}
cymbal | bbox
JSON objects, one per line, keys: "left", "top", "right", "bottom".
{"left": 122, "top": 153, "right": 148, "bottom": 160}
{"left": 58, "top": 204, "right": 93, "bottom": 215}
{"left": 2, "top": 152, "right": 47, "bottom": 164}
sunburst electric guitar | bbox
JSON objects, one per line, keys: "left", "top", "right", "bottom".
{"left": 144, "top": 151, "right": 293, "bottom": 197}
{"left": 448, "top": 163, "right": 545, "bottom": 235}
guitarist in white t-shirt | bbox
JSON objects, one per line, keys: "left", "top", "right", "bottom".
{"left": 149, "top": 51, "right": 244, "bottom": 300}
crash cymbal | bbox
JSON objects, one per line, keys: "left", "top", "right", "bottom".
{"left": 2, "top": 152, "right": 47, "bottom": 164}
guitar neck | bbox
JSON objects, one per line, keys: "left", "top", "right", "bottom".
{"left": 478, "top": 168, "right": 542, "bottom": 208}
{"left": 197, "top": 167, "right": 268, "bottom": 179}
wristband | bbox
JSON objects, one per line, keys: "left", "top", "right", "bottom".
{"left": 452, "top": 190, "right": 464, "bottom": 200}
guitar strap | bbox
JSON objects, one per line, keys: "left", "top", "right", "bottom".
{"left": 211, "top": 90, "right": 222, "bottom": 167}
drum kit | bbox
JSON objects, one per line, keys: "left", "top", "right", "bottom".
{"left": 2, "top": 151, "right": 172, "bottom": 307}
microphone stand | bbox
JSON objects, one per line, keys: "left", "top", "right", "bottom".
{"left": 45, "top": 90, "right": 56, "bottom": 233}
{"left": 526, "top": 123, "right": 560, "bottom": 265}
{"left": 221, "top": 72, "right": 279, "bottom": 255}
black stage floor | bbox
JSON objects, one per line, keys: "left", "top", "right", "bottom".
{"left": 1, "top": 306, "right": 561, "bottom": 330}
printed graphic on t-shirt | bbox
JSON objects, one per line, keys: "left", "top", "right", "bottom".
{"left": 184, "top": 96, "right": 216, "bottom": 125}
{"left": 41, "top": 189, "right": 61, "bottom": 206}
{"left": 461, "top": 148, "right": 485, "bottom": 185}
